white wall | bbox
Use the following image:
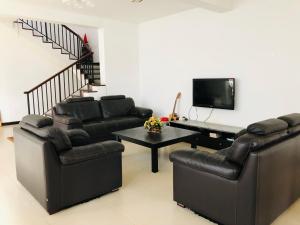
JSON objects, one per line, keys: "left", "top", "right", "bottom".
{"left": 102, "top": 20, "right": 140, "bottom": 104}
{"left": 0, "top": 18, "right": 71, "bottom": 122}
{"left": 139, "top": 0, "right": 300, "bottom": 127}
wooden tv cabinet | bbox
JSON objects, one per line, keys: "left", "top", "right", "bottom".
{"left": 170, "top": 120, "right": 244, "bottom": 150}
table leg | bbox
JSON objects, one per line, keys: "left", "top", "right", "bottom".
{"left": 151, "top": 147, "right": 158, "bottom": 173}
{"left": 190, "top": 135, "right": 198, "bottom": 149}
{"left": 115, "top": 136, "right": 121, "bottom": 142}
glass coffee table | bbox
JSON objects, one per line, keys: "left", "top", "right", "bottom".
{"left": 113, "top": 126, "right": 200, "bottom": 173}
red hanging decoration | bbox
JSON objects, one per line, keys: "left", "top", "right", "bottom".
{"left": 83, "top": 34, "right": 88, "bottom": 43}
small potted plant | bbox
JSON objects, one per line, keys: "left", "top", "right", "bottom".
{"left": 144, "top": 116, "right": 164, "bottom": 134}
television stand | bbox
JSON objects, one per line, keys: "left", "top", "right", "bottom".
{"left": 170, "top": 120, "right": 244, "bottom": 150}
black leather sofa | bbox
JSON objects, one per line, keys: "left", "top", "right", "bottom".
{"left": 53, "top": 95, "right": 153, "bottom": 142}
{"left": 170, "top": 113, "right": 300, "bottom": 225}
{"left": 14, "top": 115, "right": 124, "bottom": 214}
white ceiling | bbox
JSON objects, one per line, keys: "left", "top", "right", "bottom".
{"left": 3, "top": 0, "right": 235, "bottom": 23}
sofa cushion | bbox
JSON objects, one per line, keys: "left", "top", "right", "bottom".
{"left": 247, "top": 119, "right": 288, "bottom": 135}
{"left": 99, "top": 98, "right": 135, "bottom": 119}
{"left": 59, "top": 141, "right": 124, "bottom": 165}
{"left": 22, "top": 115, "right": 53, "bottom": 128}
{"left": 106, "top": 116, "right": 145, "bottom": 130}
{"left": 65, "top": 97, "right": 94, "bottom": 103}
{"left": 56, "top": 100, "right": 102, "bottom": 122}
{"left": 170, "top": 149, "right": 241, "bottom": 180}
{"left": 278, "top": 113, "right": 300, "bottom": 127}
{"left": 66, "top": 129, "right": 91, "bottom": 146}
{"left": 48, "top": 127, "right": 72, "bottom": 153}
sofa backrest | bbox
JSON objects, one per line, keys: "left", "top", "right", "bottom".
{"left": 225, "top": 118, "right": 289, "bottom": 166}
{"left": 99, "top": 95, "right": 135, "bottom": 119}
{"left": 55, "top": 97, "right": 102, "bottom": 122}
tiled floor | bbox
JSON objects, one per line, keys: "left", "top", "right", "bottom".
{"left": 0, "top": 125, "right": 300, "bottom": 225}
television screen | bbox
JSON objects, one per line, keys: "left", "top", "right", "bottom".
{"left": 193, "top": 78, "right": 235, "bottom": 110}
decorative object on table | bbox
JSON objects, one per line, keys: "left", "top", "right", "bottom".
{"left": 169, "top": 92, "right": 182, "bottom": 121}
{"left": 144, "top": 117, "right": 164, "bottom": 134}
{"left": 160, "top": 117, "right": 169, "bottom": 123}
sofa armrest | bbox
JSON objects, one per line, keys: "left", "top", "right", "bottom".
{"left": 169, "top": 149, "right": 241, "bottom": 180}
{"left": 53, "top": 114, "right": 83, "bottom": 129}
{"left": 131, "top": 107, "right": 153, "bottom": 118}
{"left": 59, "top": 141, "right": 124, "bottom": 165}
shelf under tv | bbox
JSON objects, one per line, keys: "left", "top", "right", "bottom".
{"left": 170, "top": 120, "right": 244, "bottom": 150}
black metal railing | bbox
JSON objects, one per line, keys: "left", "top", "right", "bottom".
{"left": 24, "top": 53, "right": 94, "bottom": 115}
{"left": 15, "top": 18, "right": 92, "bottom": 59}
{"left": 15, "top": 18, "right": 99, "bottom": 115}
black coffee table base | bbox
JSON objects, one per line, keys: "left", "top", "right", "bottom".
{"left": 151, "top": 148, "right": 158, "bottom": 173}
{"left": 113, "top": 126, "right": 200, "bottom": 173}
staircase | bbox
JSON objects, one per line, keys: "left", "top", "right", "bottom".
{"left": 14, "top": 18, "right": 102, "bottom": 116}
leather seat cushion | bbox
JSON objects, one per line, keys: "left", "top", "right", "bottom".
{"left": 170, "top": 149, "right": 241, "bottom": 180}
{"left": 56, "top": 100, "right": 102, "bottom": 122}
{"left": 59, "top": 141, "right": 124, "bottom": 165}
{"left": 278, "top": 113, "right": 300, "bottom": 127}
{"left": 99, "top": 98, "right": 135, "bottom": 119}
{"left": 83, "top": 117, "right": 144, "bottom": 138}
{"left": 22, "top": 115, "right": 53, "bottom": 128}
{"left": 247, "top": 119, "right": 288, "bottom": 135}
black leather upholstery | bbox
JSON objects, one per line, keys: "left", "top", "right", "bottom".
{"left": 83, "top": 117, "right": 145, "bottom": 141}
{"left": 278, "top": 113, "right": 300, "bottom": 127}
{"left": 56, "top": 98, "right": 102, "bottom": 122}
{"left": 247, "top": 118, "right": 288, "bottom": 135}
{"left": 22, "top": 115, "right": 53, "bottom": 128}
{"left": 19, "top": 121, "right": 51, "bottom": 138}
{"left": 65, "top": 97, "right": 94, "bottom": 103}
{"left": 14, "top": 116, "right": 124, "bottom": 214}
{"left": 60, "top": 141, "right": 124, "bottom": 165}
{"left": 225, "top": 128, "right": 288, "bottom": 165}
{"left": 101, "top": 95, "right": 125, "bottom": 100}
{"left": 53, "top": 114, "right": 82, "bottom": 125}
{"left": 170, "top": 115, "right": 300, "bottom": 225}
{"left": 130, "top": 107, "right": 153, "bottom": 118}
{"left": 66, "top": 129, "right": 91, "bottom": 146}
{"left": 99, "top": 97, "right": 135, "bottom": 119}
{"left": 53, "top": 95, "right": 153, "bottom": 142}
{"left": 170, "top": 149, "right": 240, "bottom": 180}
{"left": 48, "top": 127, "right": 72, "bottom": 153}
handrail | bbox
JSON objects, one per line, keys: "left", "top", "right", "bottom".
{"left": 24, "top": 52, "right": 93, "bottom": 94}
{"left": 61, "top": 24, "right": 91, "bottom": 52}
{"left": 19, "top": 19, "right": 91, "bottom": 59}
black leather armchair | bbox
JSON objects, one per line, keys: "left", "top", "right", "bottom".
{"left": 53, "top": 96, "right": 153, "bottom": 142}
{"left": 14, "top": 115, "right": 124, "bottom": 214}
{"left": 170, "top": 114, "right": 300, "bottom": 225}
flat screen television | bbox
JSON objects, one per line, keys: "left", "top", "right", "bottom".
{"left": 193, "top": 78, "right": 235, "bottom": 110}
